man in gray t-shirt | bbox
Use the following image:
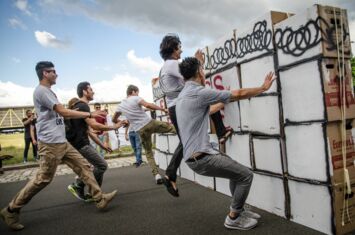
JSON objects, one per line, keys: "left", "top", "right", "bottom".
{"left": 176, "top": 57, "right": 275, "bottom": 231}
{"left": 0, "top": 61, "right": 118, "bottom": 231}
{"left": 113, "top": 85, "right": 176, "bottom": 184}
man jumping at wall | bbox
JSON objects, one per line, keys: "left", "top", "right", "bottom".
{"left": 176, "top": 57, "right": 275, "bottom": 230}
{"left": 112, "top": 85, "right": 176, "bottom": 184}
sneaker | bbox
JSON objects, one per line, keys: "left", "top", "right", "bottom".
{"left": 224, "top": 214, "right": 258, "bottom": 230}
{"left": 155, "top": 174, "right": 163, "bottom": 184}
{"left": 96, "top": 190, "right": 118, "bottom": 210}
{"left": 0, "top": 207, "right": 24, "bottom": 231}
{"left": 84, "top": 194, "right": 95, "bottom": 203}
{"left": 242, "top": 209, "right": 261, "bottom": 219}
{"left": 67, "top": 183, "right": 85, "bottom": 201}
{"left": 23, "top": 160, "right": 27, "bottom": 164}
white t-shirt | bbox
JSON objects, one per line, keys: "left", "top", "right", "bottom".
{"left": 116, "top": 96, "right": 151, "bottom": 131}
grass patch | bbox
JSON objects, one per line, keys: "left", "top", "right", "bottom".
{"left": 0, "top": 133, "right": 134, "bottom": 166}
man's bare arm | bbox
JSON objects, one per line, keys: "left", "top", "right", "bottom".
{"left": 139, "top": 99, "right": 167, "bottom": 112}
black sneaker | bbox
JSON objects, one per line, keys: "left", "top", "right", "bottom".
{"left": 67, "top": 183, "right": 85, "bottom": 201}
{"left": 84, "top": 194, "right": 95, "bottom": 203}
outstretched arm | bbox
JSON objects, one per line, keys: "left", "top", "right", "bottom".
{"left": 139, "top": 99, "right": 167, "bottom": 113}
{"left": 230, "top": 72, "right": 275, "bottom": 102}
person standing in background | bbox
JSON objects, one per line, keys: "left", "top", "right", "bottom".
{"left": 91, "top": 103, "right": 109, "bottom": 158}
{"left": 22, "top": 110, "right": 38, "bottom": 163}
{"left": 125, "top": 124, "right": 143, "bottom": 167}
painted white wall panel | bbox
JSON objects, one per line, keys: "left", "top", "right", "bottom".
{"left": 246, "top": 174, "right": 285, "bottom": 217}
{"left": 168, "top": 134, "right": 179, "bottom": 154}
{"left": 215, "top": 177, "right": 232, "bottom": 196}
{"left": 195, "top": 174, "right": 214, "bottom": 189}
{"left": 236, "top": 13, "right": 275, "bottom": 62}
{"left": 280, "top": 61, "right": 325, "bottom": 122}
{"left": 240, "top": 96, "right": 280, "bottom": 134}
{"left": 285, "top": 124, "right": 328, "bottom": 181}
{"left": 240, "top": 55, "right": 277, "bottom": 93}
{"left": 253, "top": 138, "right": 283, "bottom": 174}
{"left": 156, "top": 134, "right": 169, "bottom": 153}
{"left": 225, "top": 134, "right": 251, "bottom": 168}
{"left": 207, "top": 31, "right": 237, "bottom": 73}
{"left": 179, "top": 160, "right": 195, "bottom": 182}
{"left": 156, "top": 151, "right": 168, "bottom": 170}
{"left": 275, "top": 5, "right": 322, "bottom": 67}
{"left": 289, "top": 180, "right": 332, "bottom": 235}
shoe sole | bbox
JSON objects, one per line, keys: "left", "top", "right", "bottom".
{"left": 224, "top": 222, "right": 257, "bottom": 230}
{"left": 67, "top": 185, "right": 85, "bottom": 201}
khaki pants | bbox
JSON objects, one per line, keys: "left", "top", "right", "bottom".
{"left": 9, "top": 142, "right": 102, "bottom": 211}
{"left": 138, "top": 120, "right": 176, "bottom": 176}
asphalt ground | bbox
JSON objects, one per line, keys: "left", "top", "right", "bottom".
{"left": 0, "top": 165, "right": 325, "bottom": 235}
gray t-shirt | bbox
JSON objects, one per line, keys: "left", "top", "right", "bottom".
{"left": 116, "top": 96, "right": 151, "bottom": 131}
{"left": 159, "top": 59, "right": 185, "bottom": 108}
{"left": 176, "top": 81, "right": 232, "bottom": 161}
{"left": 33, "top": 85, "right": 66, "bottom": 143}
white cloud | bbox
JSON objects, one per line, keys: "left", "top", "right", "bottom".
{"left": 11, "top": 57, "right": 21, "bottom": 63}
{"left": 34, "top": 31, "right": 71, "bottom": 49}
{"left": 94, "top": 66, "right": 112, "bottom": 72}
{"left": 38, "top": 0, "right": 355, "bottom": 50}
{"left": 14, "top": 0, "right": 32, "bottom": 16}
{"left": 8, "top": 17, "right": 27, "bottom": 30}
{"left": 0, "top": 73, "right": 153, "bottom": 108}
{"left": 127, "top": 50, "right": 162, "bottom": 74}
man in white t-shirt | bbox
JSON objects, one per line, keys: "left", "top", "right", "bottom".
{"left": 112, "top": 85, "right": 176, "bottom": 184}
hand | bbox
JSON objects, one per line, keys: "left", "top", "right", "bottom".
{"left": 91, "top": 110, "right": 106, "bottom": 119}
{"left": 32, "top": 140, "right": 37, "bottom": 145}
{"left": 162, "top": 108, "right": 168, "bottom": 114}
{"left": 103, "top": 146, "right": 112, "bottom": 153}
{"left": 261, "top": 72, "right": 276, "bottom": 92}
{"left": 194, "top": 49, "right": 205, "bottom": 65}
{"left": 122, "top": 120, "right": 129, "bottom": 127}
{"left": 125, "top": 133, "right": 129, "bottom": 141}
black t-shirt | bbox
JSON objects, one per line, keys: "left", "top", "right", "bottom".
{"left": 65, "top": 101, "right": 90, "bottom": 150}
{"left": 22, "top": 117, "right": 33, "bottom": 139}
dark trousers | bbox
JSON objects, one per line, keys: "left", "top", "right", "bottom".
{"left": 165, "top": 106, "right": 228, "bottom": 182}
{"left": 210, "top": 111, "right": 227, "bottom": 139}
{"left": 23, "top": 138, "right": 37, "bottom": 161}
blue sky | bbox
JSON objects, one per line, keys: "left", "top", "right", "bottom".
{"left": 0, "top": 0, "right": 354, "bottom": 107}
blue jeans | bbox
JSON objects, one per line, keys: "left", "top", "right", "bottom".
{"left": 129, "top": 131, "right": 142, "bottom": 163}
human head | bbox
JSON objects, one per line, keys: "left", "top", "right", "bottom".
{"left": 159, "top": 34, "right": 182, "bottom": 60}
{"left": 25, "top": 109, "right": 32, "bottom": 117}
{"left": 77, "top": 81, "right": 94, "bottom": 101}
{"left": 179, "top": 57, "right": 205, "bottom": 85}
{"left": 126, "top": 85, "right": 139, "bottom": 96}
{"left": 35, "top": 61, "right": 57, "bottom": 84}
{"left": 94, "top": 102, "right": 101, "bottom": 110}
{"left": 68, "top": 97, "right": 80, "bottom": 109}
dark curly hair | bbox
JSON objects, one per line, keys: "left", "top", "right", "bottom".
{"left": 179, "top": 57, "right": 200, "bottom": 81}
{"left": 159, "top": 34, "right": 181, "bottom": 60}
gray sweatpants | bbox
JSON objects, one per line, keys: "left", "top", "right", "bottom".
{"left": 186, "top": 153, "right": 253, "bottom": 213}
{"left": 76, "top": 145, "right": 108, "bottom": 188}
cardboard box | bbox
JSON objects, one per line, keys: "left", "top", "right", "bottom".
{"left": 321, "top": 58, "right": 355, "bottom": 121}
{"left": 275, "top": 4, "right": 352, "bottom": 67}
{"left": 333, "top": 176, "right": 355, "bottom": 235}
{"left": 327, "top": 121, "right": 355, "bottom": 182}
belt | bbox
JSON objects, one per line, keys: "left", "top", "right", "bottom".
{"left": 186, "top": 153, "right": 208, "bottom": 162}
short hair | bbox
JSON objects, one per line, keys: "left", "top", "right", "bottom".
{"left": 179, "top": 57, "right": 200, "bottom": 81}
{"left": 35, "top": 61, "right": 54, "bottom": 80}
{"left": 25, "top": 109, "right": 32, "bottom": 114}
{"left": 159, "top": 34, "right": 181, "bottom": 60}
{"left": 126, "top": 85, "right": 139, "bottom": 96}
{"left": 94, "top": 102, "right": 101, "bottom": 107}
{"left": 77, "top": 82, "right": 90, "bottom": 98}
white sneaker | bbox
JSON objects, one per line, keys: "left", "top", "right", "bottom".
{"left": 242, "top": 209, "right": 261, "bottom": 219}
{"left": 224, "top": 215, "right": 258, "bottom": 230}
{"left": 155, "top": 174, "right": 163, "bottom": 184}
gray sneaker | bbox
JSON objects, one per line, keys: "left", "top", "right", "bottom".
{"left": 224, "top": 214, "right": 258, "bottom": 230}
{"left": 242, "top": 209, "right": 261, "bottom": 219}
{"left": 96, "top": 190, "right": 118, "bottom": 210}
{"left": 0, "top": 207, "right": 24, "bottom": 231}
